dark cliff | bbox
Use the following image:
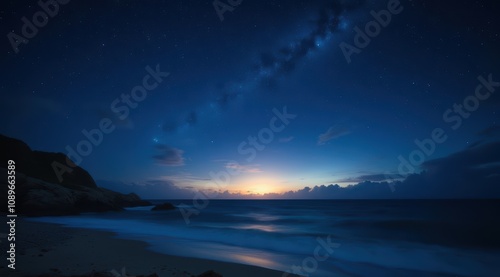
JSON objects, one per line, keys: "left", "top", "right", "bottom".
{"left": 0, "top": 134, "right": 151, "bottom": 216}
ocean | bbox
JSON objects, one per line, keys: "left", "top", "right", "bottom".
{"left": 30, "top": 200, "right": 500, "bottom": 276}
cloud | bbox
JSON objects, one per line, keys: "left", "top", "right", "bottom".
{"left": 158, "top": 173, "right": 211, "bottom": 186}
{"left": 211, "top": 160, "right": 263, "bottom": 173}
{"left": 388, "top": 141, "right": 500, "bottom": 198}
{"left": 317, "top": 126, "right": 350, "bottom": 145}
{"left": 104, "top": 140, "right": 500, "bottom": 200}
{"left": 296, "top": 140, "right": 500, "bottom": 199}
{"left": 213, "top": 140, "right": 500, "bottom": 199}
{"left": 422, "top": 141, "right": 500, "bottom": 172}
{"left": 279, "top": 136, "right": 295, "bottom": 143}
{"left": 97, "top": 179, "right": 195, "bottom": 199}
{"left": 101, "top": 141, "right": 500, "bottom": 200}
{"left": 225, "top": 162, "right": 262, "bottom": 173}
{"left": 152, "top": 144, "right": 185, "bottom": 166}
{"left": 336, "top": 173, "right": 404, "bottom": 183}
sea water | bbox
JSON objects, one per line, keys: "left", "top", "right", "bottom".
{"left": 31, "top": 200, "right": 500, "bottom": 276}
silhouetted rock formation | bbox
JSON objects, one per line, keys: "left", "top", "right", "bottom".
{"left": 31, "top": 272, "right": 160, "bottom": 277}
{"left": 197, "top": 270, "right": 223, "bottom": 277}
{"left": 0, "top": 134, "right": 151, "bottom": 216}
{"left": 29, "top": 269, "right": 223, "bottom": 277}
{"left": 0, "top": 134, "right": 97, "bottom": 189}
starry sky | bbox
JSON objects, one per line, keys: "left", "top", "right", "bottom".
{"left": 1, "top": 0, "right": 499, "bottom": 199}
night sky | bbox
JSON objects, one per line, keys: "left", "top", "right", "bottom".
{"left": 1, "top": 0, "right": 499, "bottom": 199}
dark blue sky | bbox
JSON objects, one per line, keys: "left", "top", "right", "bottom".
{"left": 1, "top": 0, "right": 499, "bottom": 198}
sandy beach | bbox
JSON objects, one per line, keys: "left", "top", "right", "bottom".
{"left": 0, "top": 217, "right": 297, "bottom": 277}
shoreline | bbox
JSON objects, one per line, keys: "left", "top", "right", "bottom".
{"left": 0, "top": 218, "right": 299, "bottom": 277}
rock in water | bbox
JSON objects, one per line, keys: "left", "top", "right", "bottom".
{"left": 151, "top": 202, "right": 176, "bottom": 211}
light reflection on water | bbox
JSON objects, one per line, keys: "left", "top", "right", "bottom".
{"left": 145, "top": 237, "right": 285, "bottom": 271}
{"left": 231, "top": 212, "right": 281, "bottom": 222}
{"left": 228, "top": 253, "right": 280, "bottom": 269}
{"left": 235, "top": 224, "right": 281, "bottom": 232}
